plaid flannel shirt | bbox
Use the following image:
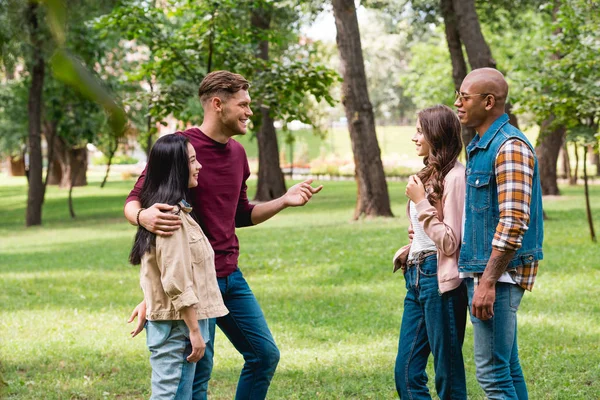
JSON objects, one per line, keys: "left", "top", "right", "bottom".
{"left": 472, "top": 139, "right": 539, "bottom": 291}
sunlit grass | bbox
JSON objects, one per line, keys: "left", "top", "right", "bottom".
{"left": 0, "top": 173, "right": 598, "bottom": 399}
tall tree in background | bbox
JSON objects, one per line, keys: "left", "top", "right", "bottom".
{"left": 332, "top": 0, "right": 393, "bottom": 219}
{"left": 101, "top": 0, "right": 338, "bottom": 201}
{"left": 251, "top": 3, "right": 286, "bottom": 201}
{"left": 516, "top": 0, "right": 600, "bottom": 195}
{"left": 25, "top": 1, "right": 46, "bottom": 226}
{"left": 439, "top": 0, "right": 475, "bottom": 147}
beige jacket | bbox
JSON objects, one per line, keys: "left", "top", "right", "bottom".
{"left": 140, "top": 202, "right": 228, "bottom": 320}
{"left": 393, "top": 161, "right": 466, "bottom": 293}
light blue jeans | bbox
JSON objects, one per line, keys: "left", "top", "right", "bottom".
{"left": 146, "top": 319, "right": 210, "bottom": 399}
{"left": 466, "top": 280, "right": 528, "bottom": 400}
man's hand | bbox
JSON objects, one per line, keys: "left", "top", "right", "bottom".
{"left": 405, "top": 175, "right": 426, "bottom": 204}
{"left": 128, "top": 300, "right": 147, "bottom": 338}
{"left": 187, "top": 329, "right": 206, "bottom": 363}
{"left": 471, "top": 281, "right": 495, "bottom": 320}
{"left": 139, "top": 203, "right": 182, "bottom": 236}
{"left": 283, "top": 178, "right": 323, "bottom": 207}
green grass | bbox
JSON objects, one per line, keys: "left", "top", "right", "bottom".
{"left": 1, "top": 172, "right": 599, "bottom": 399}
{"left": 235, "top": 125, "right": 540, "bottom": 162}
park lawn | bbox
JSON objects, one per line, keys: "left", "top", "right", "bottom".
{"left": 235, "top": 125, "right": 540, "bottom": 163}
{"left": 0, "top": 173, "right": 599, "bottom": 399}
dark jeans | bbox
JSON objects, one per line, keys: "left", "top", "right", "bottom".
{"left": 395, "top": 254, "right": 468, "bottom": 399}
{"left": 192, "top": 269, "right": 280, "bottom": 400}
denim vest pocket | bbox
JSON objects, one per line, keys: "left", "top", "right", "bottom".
{"left": 466, "top": 173, "right": 492, "bottom": 212}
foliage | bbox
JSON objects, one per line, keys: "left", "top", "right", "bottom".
{"left": 0, "top": 80, "right": 29, "bottom": 157}
{"left": 398, "top": 28, "right": 455, "bottom": 110}
{"left": 95, "top": 0, "right": 340, "bottom": 140}
{"left": 512, "top": 0, "right": 600, "bottom": 131}
{"left": 0, "top": 174, "right": 599, "bottom": 399}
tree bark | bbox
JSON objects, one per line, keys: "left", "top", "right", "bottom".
{"left": 25, "top": 1, "right": 45, "bottom": 227}
{"left": 100, "top": 138, "right": 118, "bottom": 188}
{"left": 49, "top": 137, "right": 88, "bottom": 188}
{"left": 572, "top": 142, "right": 579, "bottom": 185}
{"left": 451, "top": 0, "right": 519, "bottom": 129}
{"left": 536, "top": 116, "right": 565, "bottom": 195}
{"left": 440, "top": 0, "right": 476, "bottom": 150}
{"left": 582, "top": 148, "right": 596, "bottom": 242}
{"left": 251, "top": 4, "right": 286, "bottom": 201}
{"left": 332, "top": 0, "right": 393, "bottom": 219}
{"left": 560, "top": 142, "right": 572, "bottom": 181}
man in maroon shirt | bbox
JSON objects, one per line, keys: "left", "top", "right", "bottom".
{"left": 124, "top": 71, "right": 322, "bottom": 399}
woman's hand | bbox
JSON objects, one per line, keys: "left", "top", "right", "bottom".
{"left": 127, "top": 300, "right": 147, "bottom": 338}
{"left": 405, "top": 175, "right": 426, "bottom": 204}
{"left": 187, "top": 330, "right": 206, "bottom": 363}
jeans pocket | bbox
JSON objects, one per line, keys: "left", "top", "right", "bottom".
{"left": 146, "top": 320, "right": 173, "bottom": 349}
{"left": 509, "top": 284, "right": 525, "bottom": 312}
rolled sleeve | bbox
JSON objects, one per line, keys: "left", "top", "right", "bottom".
{"left": 169, "top": 287, "right": 199, "bottom": 311}
{"left": 155, "top": 224, "right": 199, "bottom": 311}
{"left": 492, "top": 139, "right": 535, "bottom": 252}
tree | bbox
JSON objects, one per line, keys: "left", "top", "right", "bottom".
{"left": 514, "top": 0, "right": 600, "bottom": 195}
{"left": 251, "top": 2, "right": 286, "bottom": 200}
{"left": 25, "top": 1, "right": 46, "bottom": 227}
{"left": 332, "top": 0, "right": 393, "bottom": 219}
{"left": 99, "top": 0, "right": 338, "bottom": 200}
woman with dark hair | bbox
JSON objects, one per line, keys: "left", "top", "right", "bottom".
{"left": 129, "top": 134, "right": 228, "bottom": 399}
{"left": 393, "top": 105, "right": 468, "bottom": 399}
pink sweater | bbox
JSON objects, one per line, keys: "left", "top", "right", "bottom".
{"left": 393, "top": 161, "right": 466, "bottom": 294}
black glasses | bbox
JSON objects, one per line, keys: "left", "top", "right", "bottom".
{"left": 455, "top": 90, "right": 491, "bottom": 102}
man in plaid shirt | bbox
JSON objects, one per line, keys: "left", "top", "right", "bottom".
{"left": 455, "top": 68, "right": 544, "bottom": 399}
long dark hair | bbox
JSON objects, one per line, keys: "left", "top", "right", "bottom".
{"left": 416, "top": 104, "right": 463, "bottom": 205}
{"left": 129, "top": 134, "right": 191, "bottom": 265}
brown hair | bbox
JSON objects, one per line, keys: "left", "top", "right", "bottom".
{"left": 416, "top": 104, "right": 463, "bottom": 205}
{"left": 198, "top": 70, "right": 250, "bottom": 104}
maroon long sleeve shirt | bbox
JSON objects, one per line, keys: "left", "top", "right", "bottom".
{"left": 126, "top": 128, "right": 255, "bottom": 277}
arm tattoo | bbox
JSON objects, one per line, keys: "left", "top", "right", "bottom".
{"left": 483, "top": 250, "right": 515, "bottom": 284}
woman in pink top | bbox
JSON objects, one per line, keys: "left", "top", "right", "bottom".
{"left": 393, "top": 105, "right": 468, "bottom": 399}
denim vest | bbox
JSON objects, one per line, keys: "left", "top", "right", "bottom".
{"left": 458, "top": 114, "right": 544, "bottom": 273}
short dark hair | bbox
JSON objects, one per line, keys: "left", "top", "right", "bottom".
{"left": 198, "top": 70, "right": 250, "bottom": 104}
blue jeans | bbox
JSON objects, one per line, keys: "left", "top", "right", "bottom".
{"left": 192, "top": 268, "right": 280, "bottom": 400}
{"left": 466, "top": 280, "right": 528, "bottom": 400}
{"left": 395, "top": 254, "right": 468, "bottom": 399}
{"left": 146, "top": 320, "right": 210, "bottom": 399}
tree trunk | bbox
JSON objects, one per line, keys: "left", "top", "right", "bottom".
{"left": 50, "top": 137, "right": 88, "bottom": 188}
{"left": 100, "top": 138, "right": 118, "bottom": 188}
{"left": 536, "top": 116, "right": 565, "bottom": 195}
{"left": 440, "top": 0, "right": 476, "bottom": 150}
{"left": 560, "top": 142, "right": 572, "bottom": 181}
{"left": 251, "top": 4, "right": 286, "bottom": 201}
{"left": 572, "top": 142, "right": 579, "bottom": 185}
{"left": 452, "top": 0, "right": 519, "bottom": 129}
{"left": 332, "top": 0, "right": 393, "bottom": 219}
{"left": 582, "top": 149, "right": 596, "bottom": 242}
{"left": 25, "top": 1, "right": 45, "bottom": 227}
{"left": 593, "top": 147, "right": 600, "bottom": 177}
